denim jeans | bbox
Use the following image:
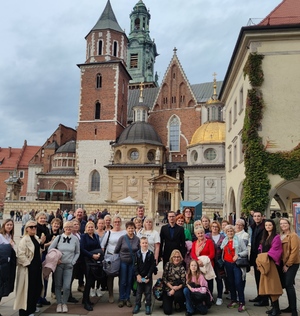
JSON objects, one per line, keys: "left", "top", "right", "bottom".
{"left": 135, "top": 280, "right": 153, "bottom": 307}
{"left": 183, "top": 287, "right": 194, "bottom": 313}
{"left": 119, "top": 261, "right": 134, "bottom": 301}
{"left": 54, "top": 263, "right": 73, "bottom": 304}
{"left": 224, "top": 261, "right": 245, "bottom": 304}
{"left": 284, "top": 263, "right": 299, "bottom": 311}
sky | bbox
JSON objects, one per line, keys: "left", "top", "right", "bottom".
{"left": 0, "top": 0, "right": 282, "bottom": 148}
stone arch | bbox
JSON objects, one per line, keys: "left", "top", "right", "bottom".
{"left": 227, "top": 187, "right": 236, "bottom": 223}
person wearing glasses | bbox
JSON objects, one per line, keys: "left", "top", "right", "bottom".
{"left": 162, "top": 249, "right": 186, "bottom": 315}
{"left": 14, "top": 220, "right": 46, "bottom": 316}
{"left": 235, "top": 219, "right": 250, "bottom": 247}
{"left": 49, "top": 221, "right": 80, "bottom": 313}
{"left": 206, "top": 220, "right": 226, "bottom": 306}
{"left": 101, "top": 215, "right": 126, "bottom": 303}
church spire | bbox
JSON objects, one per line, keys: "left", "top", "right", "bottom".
{"left": 91, "top": 0, "right": 123, "bottom": 33}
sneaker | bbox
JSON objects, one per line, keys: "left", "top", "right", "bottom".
{"left": 118, "top": 300, "right": 125, "bottom": 308}
{"left": 62, "top": 304, "right": 68, "bottom": 313}
{"left": 35, "top": 308, "right": 40, "bottom": 313}
{"left": 90, "top": 288, "right": 96, "bottom": 297}
{"left": 56, "top": 304, "right": 62, "bottom": 313}
{"left": 133, "top": 305, "right": 140, "bottom": 314}
{"left": 145, "top": 306, "right": 151, "bottom": 315}
{"left": 41, "top": 298, "right": 51, "bottom": 305}
{"left": 238, "top": 303, "right": 246, "bottom": 312}
{"left": 126, "top": 300, "right": 132, "bottom": 307}
{"left": 96, "top": 288, "right": 103, "bottom": 297}
{"left": 227, "top": 301, "right": 238, "bottom": 308}
{"left": 216, "top": 298, "right": 223, "bottom": 306}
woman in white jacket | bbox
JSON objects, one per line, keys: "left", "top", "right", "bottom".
{"left": 14, "top": 220, "right": 45, "bottom": 316}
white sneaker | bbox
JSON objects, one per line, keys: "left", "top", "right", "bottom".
{"left": 96, "top": 288, "right": 103, "bottom": 297}
{"left": 35, "top": 308, "right": 40, "bottom": 312}
{"left": 216, "top": 298, "right": 223, "bottom": 306}
{"left": 90, "top": 288, "right": 96, "bottom": 297}
{"left": 62, "top": 304, "right": 68, "bottom": 313}
{"left": 56, "top": 304, "right": 62, "bottom": 313}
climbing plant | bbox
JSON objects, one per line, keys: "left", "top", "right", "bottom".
{"left": 242, "top": 53, "right": 300, "bottom": 213}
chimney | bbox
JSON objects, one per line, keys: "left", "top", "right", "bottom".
{"left": 8, "top": 147, "right": 11, "bottom": 158}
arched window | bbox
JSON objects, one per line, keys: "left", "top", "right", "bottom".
{"left": 95, "top": 102, "right": 101, "bottom": 119}
{"left": 90, "top": 170, "right": 100, "bottom": 191}
{"left": 169, "top": 115, "right": 180, "bottom": 152}
{"left": 113, "top": 41, "right": 118, "bottom": 57}
{"left": 96, "top": 73, "right": 102, "bottom": 88}
{"left": 98, "top": 40, "right": 103, "bottom": 55}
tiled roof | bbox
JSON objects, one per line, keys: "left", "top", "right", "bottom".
{"left": 0, "top": 148, "right": 21, "bottom": 169}
{"left": 46, "top": 169, "right": 76, "bottom": 176}
{"left": 127, "top": 81, "right": 223, "bottom": 121}
{"left": 18, "top": 146, "right": 40, "bottom": 168}
{"left": 259, "top": 0, "right": 300, "bottom": 26}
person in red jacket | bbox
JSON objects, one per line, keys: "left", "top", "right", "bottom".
{"left": 190, "top": 226, "right": 215, "bottom": 294}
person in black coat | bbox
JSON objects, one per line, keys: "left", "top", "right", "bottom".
{"left": 249, "top": 211, "right": 268, "bottom": 306}
{"left": 133, "top": 237, "right": 156, "bottom": 315}
{"left": 159, "top": 211, "right": 186, "bottom": 268}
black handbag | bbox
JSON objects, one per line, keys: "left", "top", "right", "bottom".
{"left": 85, "top": 248, "right": 105, "bottom": 280}
{"left": 235, "top": 257, "right": 250, "bottom": 268}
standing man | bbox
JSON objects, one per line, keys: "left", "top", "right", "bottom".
{"left": 75, "top": 208, "right": 87, "bottom": 234}
{"left": 131, "top": 205, "right": 146, "bottom": 223}
{"left": 249, "top": 211, "right": 268, "bottom": 306}
{"left": 159, "top": 210, "right": 186, "bottom": 268}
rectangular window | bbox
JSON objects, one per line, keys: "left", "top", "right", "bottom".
{"left": 228, "top": 147, "right": 232, "bottom": 171}
{"left": 233, "top": 144, "right": 237, "bottom": 168}
{"left": 239, "top": 87, "right": 244, "bottom": 113}
{"left": 228, "top": 109, "right": 232, "bottom": 131}
{"left": 98, "top": 40, "right": 103, "bottom": 55}
{"left": 130, "top": 54, "right": 138, "bottom": 68}
{"left": 113, "top": 41, "right": 118, "bottom": 57}
{"left": 233, "top": 100, "right": 237, "bottom": 123}
{"left": 19, "top": 170, "right": 24, "bottom": 178}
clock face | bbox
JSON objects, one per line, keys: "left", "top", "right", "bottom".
{"left": 204, "top": 148, "right": 217, "bottom": 160}
{"left": 147, "top": 151, "right": 154, "bottom": 161}
{"left": 130, "top": 150, "right": 139, "bottom": 160}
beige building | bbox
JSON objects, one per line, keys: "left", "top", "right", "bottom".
{"left": 220, "top": 0, "right": 300, "bottom": 216}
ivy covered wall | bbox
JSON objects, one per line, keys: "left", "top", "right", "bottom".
{"left": 242, "top": 53, "right": 300, "bottom": 213}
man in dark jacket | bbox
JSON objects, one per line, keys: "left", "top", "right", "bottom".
{"left": 159, "top": 211, "right": 186, "bottom": 268}
{"left": 249, "top": 211, "right": 268, "bottom": 306}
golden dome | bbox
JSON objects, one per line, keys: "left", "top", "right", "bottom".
{"left": 190, "top": 122, "right": 225, "bottom": 145}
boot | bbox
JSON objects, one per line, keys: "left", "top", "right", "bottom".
{"left": 271, "top": 300, "right": 280, "bottom": 316}
{"left": 266, "top": 301, "right": 273, "bottom": 314}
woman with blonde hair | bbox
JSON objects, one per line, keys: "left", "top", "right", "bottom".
{"left": 201, "top": 215, "right": 211, "bottom": 234}
{"left": 49, "top": 221, "right": 80, "bottom": 313}
{"left": 104, "top": 214, "right": 113, "bottom": 231}
{"left": 101, "top": 215, "right": 126, "bottom": 303}
{"left": 162, "top": 249, "right": 186, "bottom": 315}
{"left": 80, "top": 221, "right": 102, "bottom": 311}
{"left": 139, "top": 218, "right": 160, "bottom": 264}
{"left": 221, "top": 224, "right": 248, "bottom": 312}
{"left": 14, "top": 220, "right": 45, "bottom": 316}
{"left": 279, "top": 218, "right": 299, "bottom": 316}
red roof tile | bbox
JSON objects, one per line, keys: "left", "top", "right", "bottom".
{"left": 259, "top": 0, "right": 300, "bottom": 26}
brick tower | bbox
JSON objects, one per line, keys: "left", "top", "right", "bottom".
{"left": 75, "top": 0, "right": 131, "bottom": 203}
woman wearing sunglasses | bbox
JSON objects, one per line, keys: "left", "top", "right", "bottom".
{"left": 14, "top": 220, "right": 46, "bottom": 316}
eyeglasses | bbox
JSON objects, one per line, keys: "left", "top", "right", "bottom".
{"left": 114, "top": 221, "right": 121, "bottom": 223}
{"left": 28, "top": 226, "right": 37, "bottom": 229}
{"left": 211, "top": 226, "right": 219, "bottom": 228}
{"left": 173, "top": 256, "right": 181, "bottom": 259}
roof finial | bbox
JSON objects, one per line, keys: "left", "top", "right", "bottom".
{"left": 212, "top": 72, "right": 217, "bottom": 97}
{"left": 173, "top": 47, "right": 177, "bottom": 55}
{"left": 139, "top": 82, "right": 144, "bottom": 103}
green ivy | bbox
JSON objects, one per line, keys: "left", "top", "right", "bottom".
{"left": 242, "top": 53, "right": 300, "bottom": 213}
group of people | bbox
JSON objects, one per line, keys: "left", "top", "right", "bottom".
{"left": 0, "top": 207, "right": 299, "bottom": 316}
